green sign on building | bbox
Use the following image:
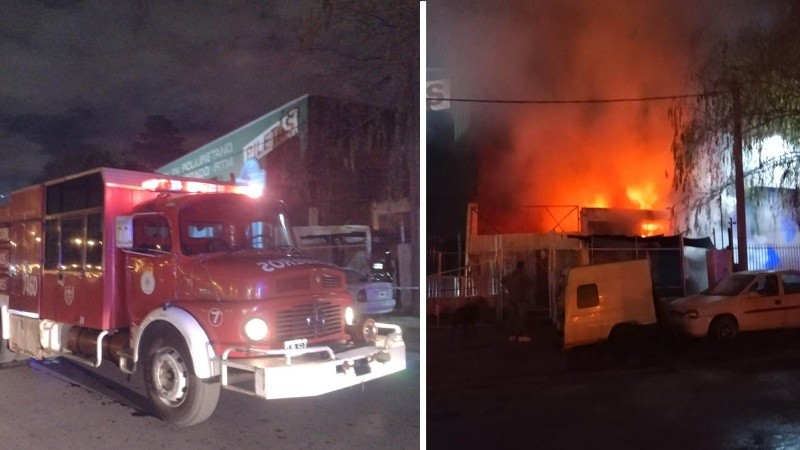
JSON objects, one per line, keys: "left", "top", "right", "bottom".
{"left": 158, "top": 95, "right": 309, "bottom": 186}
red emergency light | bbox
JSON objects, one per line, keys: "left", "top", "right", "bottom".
{"left": 141, "top": 178, "right": 262, "bottom": 198}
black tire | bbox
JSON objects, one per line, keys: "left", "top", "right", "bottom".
{"left": 709, "top": 315, "right": 738, "bottom": 341}
{"left": 142, "top": 326, "right": 220, "bottom": 426}
{"left": 609, "top": 323, "right": 637, "bottom": 347}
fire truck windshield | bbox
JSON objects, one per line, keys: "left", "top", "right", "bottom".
{"left": 178, "top": 194, "right": 295, "bottom": 255}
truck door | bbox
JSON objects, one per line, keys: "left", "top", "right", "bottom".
{"left": 124, "top": 214, "right": 177, "bottom": 324}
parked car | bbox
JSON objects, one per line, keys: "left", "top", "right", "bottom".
{"left": 343, "top": 268, "right": 396, "bottom": 316}
{"left": 669, "top": 269, "right": 800, "bottom": 340}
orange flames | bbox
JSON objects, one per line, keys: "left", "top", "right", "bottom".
{"left": 476, "top": 103, "right": 675, "bottom": 235}
{"left": 639, "top": 220, "right": 666, "bottom": 237}
{"left": 588, "top": 194, "right": 609, "bottom": 208}
{"left": 626, "top": 183, "right": 659, "bottom": 210}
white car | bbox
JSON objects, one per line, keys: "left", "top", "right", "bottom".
{"left": 669, "top": 269, "right": 800, "bottom": 340}
{"left": 343, "top": 268, "right": 396, "bottom": 316}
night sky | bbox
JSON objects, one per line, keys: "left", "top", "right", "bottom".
{"left": 0, "top": 1, "right": 414, "bottom": 194}
{"left": 426, "top": 0, "right": 791, "bottom": 242}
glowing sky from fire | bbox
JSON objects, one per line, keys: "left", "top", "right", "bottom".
{"left": 428, "top": 0, "right": 785, "bottom": 234}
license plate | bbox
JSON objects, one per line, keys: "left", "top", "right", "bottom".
{"left": 284, "top": 338, "right": 307, "bottom": 351}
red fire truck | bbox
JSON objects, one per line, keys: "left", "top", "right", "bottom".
{"left": 0, "top": 168, "right": 406, "bottom": 426}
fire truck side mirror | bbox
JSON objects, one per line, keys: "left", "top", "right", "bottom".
{"left": 115, "top": 216, "right": 134, "bottom": 249}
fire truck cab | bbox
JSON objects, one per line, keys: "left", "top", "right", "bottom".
{"left": 0, "top": 168, "right": 406, "bottom": 426}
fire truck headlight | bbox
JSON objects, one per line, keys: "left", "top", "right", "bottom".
{"left": 244, "top": 318, "right": 269, "bottom": 341}
{"left": 348, "top": 317, "right": 378, "bottom": 343}
{"left": 345, "top": 306, "right": 355, "bottom": 326}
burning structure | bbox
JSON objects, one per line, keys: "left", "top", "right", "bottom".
{"left": 427, "top": 1, "right": 800, "bottom": 323}
{"left": 463, "top": 202, "right": 719, "bottom": 325}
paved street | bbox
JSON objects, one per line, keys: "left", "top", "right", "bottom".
{"left": 428, "top": 320, "right": 800, "bottom": 449}
{"left": 0, "top": 314, "right": 419, "bottom": 450}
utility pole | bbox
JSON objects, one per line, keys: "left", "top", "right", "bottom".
{"left": 731, "top": 83, "right": 748, "bottom": 271}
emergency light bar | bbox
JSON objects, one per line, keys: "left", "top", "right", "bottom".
{"left": 142, "top": 178, "right": 263, "bottom": 198}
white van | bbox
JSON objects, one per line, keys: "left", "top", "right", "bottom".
{"left": 562, "top": 259, "right": 657, "bottom": 349}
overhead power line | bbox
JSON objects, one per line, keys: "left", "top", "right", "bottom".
{"left": 427, "top": 91, "right": 720, "bottom": 105}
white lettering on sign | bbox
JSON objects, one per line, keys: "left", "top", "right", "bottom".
{"left": 164, "top": 142, "right": 235, "bottom": 177}
{"left": 256, "top": 258, "right": 325, "bottom": 273}
{"left": 242, "top": 108, "right": 300, "bottom": 161}
{"left": 208, "top": 308, "right": 223, "bottom": 327}
{"left": 22, "top": 272, "right": 38, "bottom": 297}
{"left": 141, "top": 271, "right": 156, "bottom": 295}
{"left": 211, "top": 156, "right": 235, "bottom": 174}
{"left": 427, "top": 79, "right": 451, "bottom": 111}
{"left": 182, "top": 166, "right": 211, "bottom": 179}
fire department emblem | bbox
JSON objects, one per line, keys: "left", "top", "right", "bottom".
{"left": 140, "top": 271, "right": 155, "bottom": 295}
{"left": 208, "top": 308, "right": 223, "bottom": 327}
{"left": 64, "top": 285, "right": 74, "bottom": 306}
{"left": 306, "top": 306, "right": 326, "bottom": 337}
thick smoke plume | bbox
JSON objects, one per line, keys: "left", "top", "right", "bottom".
{"left": 429, "top": 0, "right": 783, "bottom": 233}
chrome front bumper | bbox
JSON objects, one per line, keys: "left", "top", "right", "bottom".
{"left": 219, "top": 323, "right": 406, "bottom": 399}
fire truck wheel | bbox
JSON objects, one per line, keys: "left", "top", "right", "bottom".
{"left": 142, "top": 326, "right": 220, "bottom": 426}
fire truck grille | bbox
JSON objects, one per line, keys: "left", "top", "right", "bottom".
{"left": 321, "top": 274, "right": 341, "bottom": 289}
{"left": 275, "top": 302, "right": 342, "bottom": 341}
{"left": 275, "top": 275, "right": 311, "bottom": 293}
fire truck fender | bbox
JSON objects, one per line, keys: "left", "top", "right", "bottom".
{"left": 134, "top": 306, "right": 219, "bottom": 380}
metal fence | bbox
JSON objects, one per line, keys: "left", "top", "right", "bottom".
{"left": 427, "top": 274, "right": 472, "bottom": 299}
{"left": 745, "top": 245, "right": 800, "bottom": 271}
{"left": 427, "top": 243, "right": 800, "bottom": 326}
{"left": 426, "top": 273, "right": 501, "bottom": 299}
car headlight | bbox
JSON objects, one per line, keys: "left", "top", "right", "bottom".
{"left": 243, "top": 318, "right": 269, "bottom": 341}
{"left": 684, "top": 310, "right": 699, "bottom": 319}
{"left": 345, "top": 306, "right": 355, "bottom": 325}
